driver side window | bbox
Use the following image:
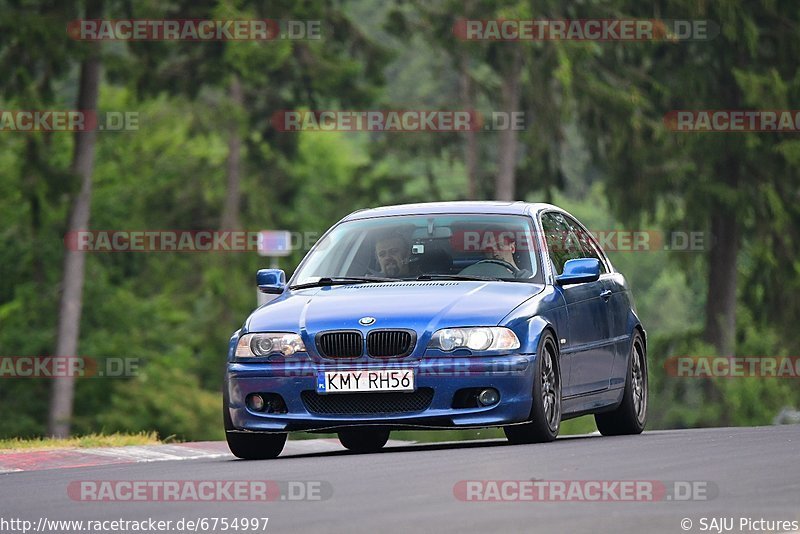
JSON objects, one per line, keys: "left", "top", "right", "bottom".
{"left": 540, "top": 212, "right": 583, "bottom": 275}
{"left": 563, "top": 215, "right": 608, "bottom": 274}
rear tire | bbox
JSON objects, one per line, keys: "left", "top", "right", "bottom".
{"left": 595, "top": 331, "right": 647, "bottom": 436}
{"left": 338, "top": 428, "right": 390, "bottom": 453}
{"left": 504, "top": 332, "right": 561, "bottom": 444}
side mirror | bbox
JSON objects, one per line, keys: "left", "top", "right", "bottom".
{"left": 556, "top": 258, "right": 601, "bottom": 286}
{"left": 257, "top": 269, "right": 286, "bottom": 294}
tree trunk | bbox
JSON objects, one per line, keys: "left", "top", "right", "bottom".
{"left": 24, "top": 138, "right": 45, "bottom": 286}
{"left": 701, "top": 200, "right": 739, "bottom": 426}
{"left": 703, "top": 208, "right": 740, "bottom": 356}
{"left": 220, "top": 74, "right": 243, "bottom": 230}
{"left": 48, "top": 1, "right": 102, "bottom": 437}
{"left": 459, "top": 50, "right": 478, "bottom": 200}
{"left": 495, "top": 45, "right": 521, "bottom": 201}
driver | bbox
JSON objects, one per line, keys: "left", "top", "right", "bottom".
{"left": 480, "top": 231, "right": 532, "bottom": 278}
{"left": 375, "top": 232, "right": 411, "bottom": 277}
{"left": 485, "top": 231, "right": 520, "bottom": 268}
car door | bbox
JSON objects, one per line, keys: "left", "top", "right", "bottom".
{"left": 541, "top": 212, "right": 613, "bottom": 397}
{"left": 568, "top": 217, "right": 622, "bottom": 391}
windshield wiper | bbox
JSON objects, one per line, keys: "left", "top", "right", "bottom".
{"left": 413, "top": 274, "right": 505, "bottom": 282}
{"left": 290, "top": 276, "right": 399, "bottom": 290}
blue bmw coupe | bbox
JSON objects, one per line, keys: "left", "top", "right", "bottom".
{"left": 224, "top": 202, "right": 647, "bottom": 459}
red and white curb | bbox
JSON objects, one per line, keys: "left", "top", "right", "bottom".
{"left": 0, "top": 438, "right": 411, "bottom": 474}
{"left": 0, "top": 442, "right": 230, "bottom": 474}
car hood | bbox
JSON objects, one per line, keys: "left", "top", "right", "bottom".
{"left": 245, "top": 281, "right": 544, "bottom": 336}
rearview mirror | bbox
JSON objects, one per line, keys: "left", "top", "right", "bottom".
{"left": 555, "top": 258, "right": 601, "bottom": 286}
{"left": 257, "top": 269, "right": 286, "bottom": 294}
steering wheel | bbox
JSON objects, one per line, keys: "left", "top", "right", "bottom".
{"left": 462, "top": 259, "right": 518, "bottom": 276}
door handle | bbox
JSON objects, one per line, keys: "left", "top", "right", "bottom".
{"left": 600, "top": 289, "right": 612, "bottom": 301}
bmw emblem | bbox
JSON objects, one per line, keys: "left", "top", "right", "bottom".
{"left": 359, "top": 316, "right": 376, "bottom": 326}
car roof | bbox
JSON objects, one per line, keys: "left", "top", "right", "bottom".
{"left": 342, "top": 201, "right": 560, "bottom": 221}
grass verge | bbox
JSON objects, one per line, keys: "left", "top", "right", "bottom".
{"left": 0, "top": 432, "right": 160, "bottom": 453}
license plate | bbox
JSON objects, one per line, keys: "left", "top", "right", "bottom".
{"left": 316, "top": 369, "right": 415, "bottom": 394}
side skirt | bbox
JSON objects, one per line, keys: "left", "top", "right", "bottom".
{"left": 561, "top": 387, "right": 624, "bottom": 420}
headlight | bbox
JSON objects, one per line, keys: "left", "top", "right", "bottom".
{"left": 428, "top": 327, "right": 520, "bottom": 352}
{"left": 235, "top": 333, "right": 306, "bottom": 358}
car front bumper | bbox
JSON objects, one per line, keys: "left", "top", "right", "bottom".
{"left": 225, "top": 354, "right": 535, "bottom": 433}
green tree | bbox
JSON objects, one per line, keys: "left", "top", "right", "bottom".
{"left": 569, "top": 0, "right": 800, "bottom": 358}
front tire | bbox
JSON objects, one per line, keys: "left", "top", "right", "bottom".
{"left": 338, "top": 428, "right": 390, "bottom": 453}
{"left": 504, "top": 332, "right": 561, "bottom": 444}
{"left": 226, "top": 431, "right": 287, "bottom": 460}
{"left": 223, "top": 391, "right": 286, "bottom": 459}
{"left": 595, "top": 331, "right": 647, "bottom": 436}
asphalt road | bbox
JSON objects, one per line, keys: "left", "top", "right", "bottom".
{"left": 2, "top": 426, "right": 799, "bottom": 534}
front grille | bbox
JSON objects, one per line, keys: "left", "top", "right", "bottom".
{"left": 301, "top": 388, "right": 434, "bottom": 415}
{"left": 367, "top": 330, "right": 415, "bottom": 358}
{"left": 316, "top": 331, "right": 363, "bottom": 358}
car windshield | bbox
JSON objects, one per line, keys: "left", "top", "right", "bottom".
{"left": 292, "top": 214, "right": 542, "bottom": 286}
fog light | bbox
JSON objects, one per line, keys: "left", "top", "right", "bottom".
{"left": 477, "top": 388, "right": 500, "bottom": 406}
{"left": 247, "top": 394, "right": 265, "bottom": 412}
